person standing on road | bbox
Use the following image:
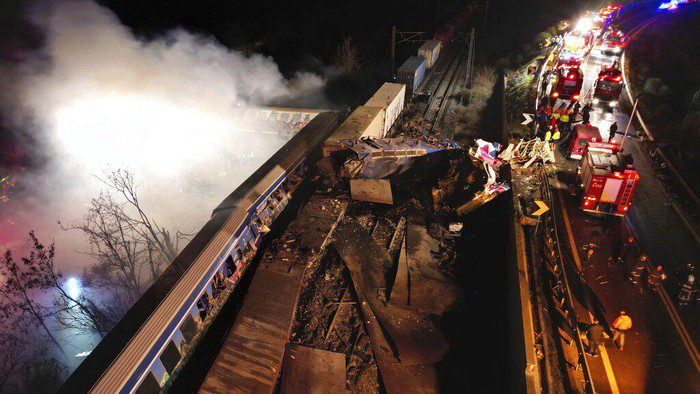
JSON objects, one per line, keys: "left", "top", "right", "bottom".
{"left": 581, "top": 103, "right": 593, "bottom": 125}
{"left": 647, "top": 265, "right": 668, "bottom": 290}
{"left": 586, "top": 320, "right": 605, "bottom": 356}
{"left": 560, "top": 111, "right": 571, "bottom": 133}
{"left": 612, "top": 311, "right": 633, "bottom": 350}
{"left": 609, "top": 122, "right": 618, "bottom": 143}
{"left": 617, "top": 236, "right": 635, "bottom": 263}
{"left": 629, "top": 254, "right": 647, "bottom": 285}
{"left": 677, "top": 274, "right": 695, "bottom": 307}
{"left": 572, "top": 101, "right": 581, "bottom": 121}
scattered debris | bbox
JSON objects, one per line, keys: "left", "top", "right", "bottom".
{"left": 281, "top": 344, "right": 349, "bottom": 394}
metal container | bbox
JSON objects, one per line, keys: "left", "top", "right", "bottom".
{"left": 418, "top": 40, "right": 441, "bottom": 68}
{"left": 365, "top": 82, "right": 406, "bottom": 136}
{"left": 397, "top": 56, "right": 426, "bottom": 96}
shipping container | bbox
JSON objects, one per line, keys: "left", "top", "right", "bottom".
{"left": 397, "top": 56, "right": 426, "bottom": 97}
{"left": 365, "top": 82, "right": 406, "bottom": 136}
{"left": 418, "top": 40, "right": 441, "bottom": 69}
{"left": 323, "top": 105, "right": 385, "bottom": 156}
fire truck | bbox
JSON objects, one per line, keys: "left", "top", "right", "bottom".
{"left": 578, "top": 141, "right": 639, "bottom": 216}
{"left": 597, "top": 29, "right": 628, "bottom": 56}
{"left": 551, "top": 67, "right": 583, "bottom": 101}
{"left": 592, "top": 65, "right": 624, "bottom": 109}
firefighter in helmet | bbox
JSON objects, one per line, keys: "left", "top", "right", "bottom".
{"left": 647, "top": 264, "right": 668, "bottom": 290}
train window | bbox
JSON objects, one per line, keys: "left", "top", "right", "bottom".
{"left": 196, "top": 293, "right": 210, "bottom": 321}
{"left": 159, "top": 340, "right": 181, "bottom": 375}
{"left": 225, "top": 255, "right": 237, "bottom": 277}
{"left": 135, "top": 371, "right": 160, "bottom": 394}
{"left": 179, "top": 313, "right": 198, "bottom": 344}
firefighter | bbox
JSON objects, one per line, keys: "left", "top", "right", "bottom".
{"left": 612, "top": 311, "right": 632, "bottom": 350}
{"left": 677, "top": 274, "right": 695, "bottom": 307}
{"left": 582, "top": 102, "right": 593, "bottom": 125}
{"left": 647, "top": 264, "right": 668, "bottom": 289}
{"left": 572, "top": 101, "right": 582, "bottom": 121}
{"left": 629, "top": 254, "right": 646, "bottom": 285}
{"left": 609, "top": 122, "right": 618, "bottom": 142}
{"left": 560, "top": 111, "right": 571, "bottom": 133}
{"left": 617, "top": 236, "right": 635, "bottom": 263}
{"left": 551, "top": 127, "right": 561, "bottom": 151}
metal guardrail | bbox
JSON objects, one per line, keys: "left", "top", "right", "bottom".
{"left": 537, "top": 165, "right": 596, "bottom": 393}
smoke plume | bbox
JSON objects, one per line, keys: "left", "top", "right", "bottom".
{"left": 0, "top": 0, "right": 327, "bottom": 272}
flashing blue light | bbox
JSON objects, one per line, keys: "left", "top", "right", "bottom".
{"left": 659, "top": 0, "right": 689, "bottom": 10}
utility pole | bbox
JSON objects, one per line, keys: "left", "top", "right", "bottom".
{"left": 391, "top": 25, "right": 396, "bottom": 81}
{"left": 621, "top": 97, "right": 639, "bottom": 150}
{"left": 461, "top": 28, "right": 476, "bottom": 105}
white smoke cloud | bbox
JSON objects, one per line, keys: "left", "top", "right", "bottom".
{"left": 0, "top": 0, "right": 328, "bottom": 273}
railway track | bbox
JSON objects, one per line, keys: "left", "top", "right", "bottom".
{"left": 423, "top": 44, "right": 468, "bottom": 128}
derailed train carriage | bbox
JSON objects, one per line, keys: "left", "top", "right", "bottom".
{"left": 60, "top": 112, "right": 340, "bottom": 394}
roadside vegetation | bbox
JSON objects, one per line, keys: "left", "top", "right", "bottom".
{"left": 626, "top": 10, "right": 700, "bottom": 188}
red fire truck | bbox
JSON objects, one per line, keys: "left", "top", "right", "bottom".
{"left": 597, "top": 29, "right": 629, "bottom": 56}
{"left": 592, "top": 65, "right": 624, "bottom": 109}
{"left": 551, "top": 67, "right": 584, "bottom": 101}
{"left": 578, "top": 141, "right": 639, "bottom": 216}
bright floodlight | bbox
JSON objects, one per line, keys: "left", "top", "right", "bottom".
{"left": 575, "top": 16, "right": 594, "bottom": 32}
{"left": 67, "top": 277, "right": 81, "bottom": 299}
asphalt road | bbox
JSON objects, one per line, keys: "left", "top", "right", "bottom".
{"left": 540, "top": 24, "right": 700, "bottom": 391}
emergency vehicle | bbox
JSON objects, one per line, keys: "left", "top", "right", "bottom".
{"left": 551, "top": 67, "right": 583, "bottom": 101}
{"left": 568, "top": 124, "right": 601, "bottom": 159}
{"left": 563, "top": 31, "right": 593, "bottom": 54}
{"left": 578, "top": 141, "right": 639, "bottom": 216}
{"left": 597, "top": 29, "right": 628, "bottom": 56}
{"left": 593, "top": 65, "right": 624, "bottom": 108}
{"left": 556, "top": 53, "right": 582, "bottom": 71}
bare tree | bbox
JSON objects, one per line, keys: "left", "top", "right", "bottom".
{"left": 0, "top": 232, "right": 112, "bottom": 342}
{"left": 0, "top": 235, "right": 62, "bottom": 348}
{"left": 62, "top": 169, "right": 188, "bottom": 305}
{"left": 0, "top": 333, "right": 27, "bottom": 392}
{"left": 334, "top": 36, "right": 361, "bottom": 76}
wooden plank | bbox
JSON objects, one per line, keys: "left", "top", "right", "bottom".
{"left": 389, "top": 237, "right": 410, "bottom": 307}
{"left": 200, "top": 196, "right": 347, "bottom": 394}
{"left": 350, "top": 179, "right": 394, "bottom": 205}
{"left": 280, "top": 344, "right": 348, "bottom": 394}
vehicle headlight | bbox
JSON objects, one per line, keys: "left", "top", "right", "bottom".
{"left": 613, "top": 46, "right": 621, "bottom": 53}
{"left": 609, "top": 101, "right": 617, "bottom": 107}
{"left": 593, "top": 98, "right": 600, "bottom": 105}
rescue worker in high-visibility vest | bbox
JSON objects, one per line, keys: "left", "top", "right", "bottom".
{"left": 551, "top": 127, "right": 561, "bottom": 152}
{"left": 612, "top": 311, "right": 632, "bottom": 350}
{"left": 677, "top": 274, "right": 695, "bottom": 307}
{"left": 617, "top": 236, "right": 635, "bottom": 263}
{"left": 647, "top": 264, "right": 668, "bottom": 289}
{"left": 629, "top": 254, "right": 647, "bottom": 285}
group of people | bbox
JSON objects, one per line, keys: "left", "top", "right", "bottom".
{"left": 585, "top": 310, "right": 633, "bottom": 356}
{"left": 535, "top": 100, "right": 596, "bottom": 148}
{"left": 536, "top": 98, "right": 619, "bottom": 149}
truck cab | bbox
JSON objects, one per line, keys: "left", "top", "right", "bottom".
{"left": 568, "top": 124, "right": 601, "bottom": 160}
{"left": 578, "top": 141, "right": 639, "bottom": 216}
{"left": 593, "top": 65, "right": 624, "bottom": 109}
{"left": 551, "top": 67, "right": 584, "bottom": 102}
{"left": 598, "top": 29, "right": 628, "bottom": 56}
